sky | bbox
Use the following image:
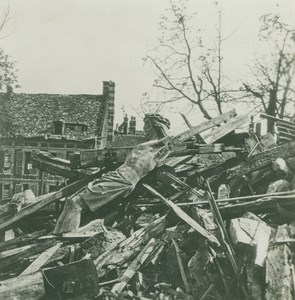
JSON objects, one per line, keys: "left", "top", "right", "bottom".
{"left": 0, "top": 0, "right": 294, "bottom": 132}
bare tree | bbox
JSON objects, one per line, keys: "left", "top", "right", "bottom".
{"left": 144, "top": 0, "right": 239, "bottom": 119}
{"left": 0, "top": 6, "right": 19, "bottom": 136}
{"left": 243, "top": 14, "right": 295, "bottom": 131}
{"left": 0, "top": 6, "right": 18, "bottom": 91}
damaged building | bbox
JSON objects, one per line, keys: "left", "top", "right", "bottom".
{"left": 0, "top": 81, "right": 115, "bottom": 199}
{"left": 0, "top": 107, "right": 295, "bottom": 300}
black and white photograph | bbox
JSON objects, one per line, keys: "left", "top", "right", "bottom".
{"left": 0, "top": 0, "right": 295, "bottom": 299}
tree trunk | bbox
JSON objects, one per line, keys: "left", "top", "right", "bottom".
{"left": 266, "top": 89, "right": 277, "bottom": 132}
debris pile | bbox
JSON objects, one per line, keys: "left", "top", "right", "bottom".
{"left": 0, "top": 110, "right": 295, "bottom": 300}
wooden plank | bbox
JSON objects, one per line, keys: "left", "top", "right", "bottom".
{"left": 226, "top": 140, "right": 295, "bottom": 180}
{"left": 265, "top": 225, "right": 294, "bottom": 299}
{"left": 277, "top": 121, "right": 295, "bottom": 131}
{"left": 31, "top": 151, "right": 82, "bottom": 178}
{"left": 78, "top": 147, "right": 132, "bottom": 169}
{"left": 38, "top": 232, "right": 98, "bottom": 240}
{"left": 204, "top": 114, "right": 249, "bottom": 144}
{"left": 280, "top": 136, "right": 293, "bottom": 143}
{"left": 177, "top": 109, "right": 237, "bottom": 142}
{"left": 0, "top": 169, "right": 103, "bottom": 232}
{"left": 169, "top": 144, "right": 243, "bottom": 157}
{"left": 279, "top": 131, "right": 295, "bottom": 140}
{"left": 180, "top": 112, "right": 206, "bottom": 143}
{"left": 171, "top": 238, "right": 191, "bottom": 294}
{"left": 0, "top": 230, "right": 46, "bottom": 251}
{"left": 94, "top": 217, "right": 167, "bottom": 278}
{"left": 19, "top": 243, "right": 62, "bottom": 276}
{"left": 175, "top": 190, "right": 295, "bottom": 207}
{"left": 111, "top": 238, "right": 157, "bottom": 294}
{"left": 0, "top": 240, "right": 56, "bottom": 270}
{"left": 260, "top": 113, "right": 295, "bottom": 126}
{"left": 0, "top": 244, "right": 32, "bottom": 259}
{"left": 219, "top": 194, "right": 295, "bottom": 218}
{"left": 0, "top": 271, "right": 44, "bottom": 299}
{"left": 73, "top": 110, "right": 237, "bottom": 170}
{"left": 277, "top": 125, "right": 295, "bottom": 135}
{"left": 143, "top": 184, "right": 220, "bottom": 246}
{"left": 165, "top": 172, "right": 204, "bottom": 197}
{"left": 206, "top": 181, "right": 238, "bottom": 274}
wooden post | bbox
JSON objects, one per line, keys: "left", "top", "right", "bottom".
{"left": 265, "top": 225, "right": 294, "bottom": 299}
{"left": 38, "top": 170, "right": 43, "bottom": 196}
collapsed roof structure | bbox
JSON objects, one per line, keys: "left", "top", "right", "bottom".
{"left": 0, "top": 110, "right": 295, "bottom": 300}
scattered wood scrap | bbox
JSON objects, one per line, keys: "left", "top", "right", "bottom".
{"left": 1, "top": 111, "right": 295, "bottom": 299}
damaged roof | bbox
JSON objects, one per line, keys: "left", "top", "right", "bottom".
{"left": 0, "top": 92, "right": 105, "bottom": 140}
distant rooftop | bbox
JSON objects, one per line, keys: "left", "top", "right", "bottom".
{"left": 0, "top": 91, "right": 106, "bottom": 140}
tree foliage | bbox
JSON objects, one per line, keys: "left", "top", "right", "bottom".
{"left": 145, "top": 1, "right": 295, "bottom": 129}
{"left": 0, "top": 7, "right": 19, "bottom": 91}
{"left": 144, "top": 0, "right": 237, "bottom": 119}
{"left": 0, "top": 7, "right": 19, "bottom": 136}
{"left": 243, "top": 13, "right": 295, "bottom": 129}
{"left": 0, "top": 48, "right": 19, "bottom": 91}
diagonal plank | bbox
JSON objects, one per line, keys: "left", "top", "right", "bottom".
{"left": 177, "top": 109, "right": 237, "bottom": 142}
{"left": 111, "top": 238, "right": 158, "bottom": 294}
{"left": 0, "top": 240, "right": 56, "bottom": 270}
{"left": 0, "top": 170, "right": 103, "bottom": 233}
{"left": 143, "top": 184, "right": 220, "bottom": 246}
{"left": 19, "top": 242, "right": 62, "bottom": 276}
{"left": 203, "top": 114, "right": 249, "bottom": 144}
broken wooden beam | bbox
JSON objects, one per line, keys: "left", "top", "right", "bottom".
{"left": 0, "top": 271, "right": 44, "bottom": 299}
{"left": 164, "top": 172, "right": 204, "bottom": 197}
{"left": 226, "top": 140, "right": 295, "bottom": 181}
{"left": 202, "top": 114, "right": 249, "bottom": 144}
{"left": 277, "top": 122, "right": 295, "bottom": 133}
{"left": 94, "top": 217, "right": 167, "bottom": 278}
{"left": 0, "top": 240, "right": 56, "bottom": 270}
{"left": 70, "top": 146, "right": 132, "bottom": 169}
{"left": 0, "top": 169, "right": 103, "bottom": 232}
{"left": 278, "top": 130, "right": 295, "bottom": 141}
{"left": 277, "top": 123, "right": 295, "bottom": 135}
{"left": 72, "top": 110, "right": 238, "bottom": 170}
{"left": 0, "top": 230, "right": 46, "bottom": 252}
{"left": 111, "top": 238, "right": 158, "bottom": 294}
{"left": 265, "top": 225, "right": 294, "bottom": 299}
{"left": 169, "top": 144, "right": 244, "bottom": 157}
{"left": 19, "top": 243, "right": 62, "bottom": 276}
{"left": 219, "top": 194, "right": 295, "bottom": 218}
{"left": 32, "top": 151, "right": 72, "bottom": 174}
{"left": 206, "top": 181, "right": 238, "bottom": 274}
{"left": 177, "top": 109, "right": 237, "bottom": 142}
{"left": 132, "top": 190, "right": 295, "bottom": 208}
{"left": 260, "top": 113, "right": 295, "bottom": 127}
{"left": 143, "top": 184, "right": 220, "bottom": 246}
{"left": 171, "top": 238, "right": 191, "bottom": 294}
{"left": 31, "top": 151, "right": 85, "bottom": 178}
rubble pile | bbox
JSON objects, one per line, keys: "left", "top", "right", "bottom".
{"left": 0, "top": 110, "right": 295, "bottom": 300}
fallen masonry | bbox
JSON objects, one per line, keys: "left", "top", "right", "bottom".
{"left": 0, "top": 111, "right": 295, "bottom": 300}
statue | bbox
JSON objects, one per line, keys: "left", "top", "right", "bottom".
{"left": 53, "top": 114, "right": 171, "bottom": 234}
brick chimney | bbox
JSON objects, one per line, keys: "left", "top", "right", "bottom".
{"left": 128, "top": 116, "right": 136, "bottom": 135}
{"left": 123, "top": 114, "right": 128, "bottom": 135}
{"left": 102, "top": 81, "right": 115, "bottom": 146}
